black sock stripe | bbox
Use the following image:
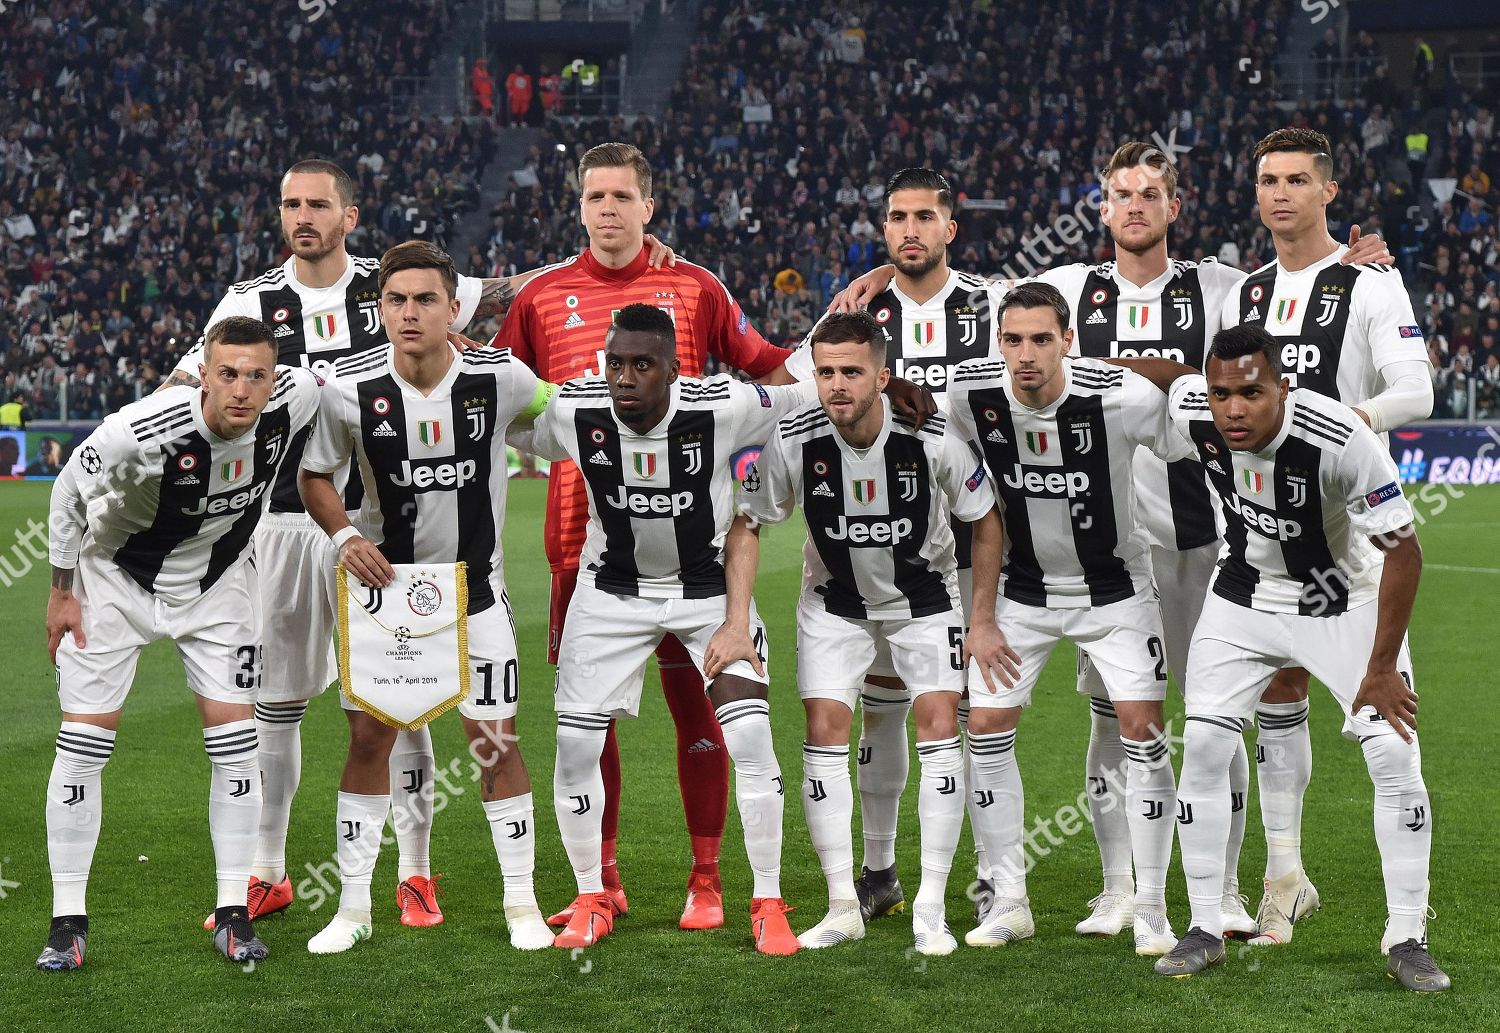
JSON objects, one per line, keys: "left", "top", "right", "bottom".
{"left": 203, "top": 726, "right": 257, "bottom": 742}
{"left": 55, "top": 739, "right": 114, "bottom": 760}
{"left": 802, "top": 743, "right": 849, "bottom": 756}
{"left": 1186, "top": 714, "right": 1245, "bottom": 734}
{"left": 57, "top": 731, "right": 117, "bottom": 750}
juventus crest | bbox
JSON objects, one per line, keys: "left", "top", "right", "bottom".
{"left": 682, "top": 439, "right": 703, "bottom": 475}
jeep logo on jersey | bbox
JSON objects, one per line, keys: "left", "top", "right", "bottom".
{"left": 417, "top": 420, "right": 442, "bottom": 447}
{"left": 1108, "top": 340, "right": 1187, "bottom": 363}
{"left": 1001, "top": 465, "right": 1091, "bottom": 498}
{"left": 182, "top": 480, "right": 269, "bottom": 516}
{"left": 824, "top": 515, "right": 914, "bottom": 544}
{"left": 389, "top": 458, "right": 477, "bottom": 489}
{"left": 604, "top": 485, "right": 693, "bottom": 516}
{"left": 1281, "top": 342, "right": 1324, "bottom": 374}
{"left": 1223, "top": 490, "right": 1302, "bottom": 540}
{"left": 891, "top": 357, "right": 947, "bottom": 388}
{"left": 681, "top": 440, "right": 702, "bottom": 475}
{"left": 313, "top": 312, "right": 338, "bottom": 340}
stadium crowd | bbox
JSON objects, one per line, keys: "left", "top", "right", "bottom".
{"left": 0, "top": 0, "right": 490, "bottom": 421}
{"left": 2, "top": 0, "right": 1498, "bottom": 420}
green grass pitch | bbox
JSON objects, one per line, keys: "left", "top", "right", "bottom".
{"left": 0, "top": 479, "right": 1495, "bottom": 1031}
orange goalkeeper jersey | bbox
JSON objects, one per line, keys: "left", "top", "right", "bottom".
{"left": 494, "top": 245, "right": 789, "bottom": 571}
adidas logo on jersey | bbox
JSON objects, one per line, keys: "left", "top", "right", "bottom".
{"left": 813, "top": 481, "right": 835, "bottom": 497}
{"left": 1207, "top": 459, "right": 1227, "bottom": 475}
{"left": 373, "top": 421, "right": 398, "bottom": 437}
{"left": 1244, "top": 305, "right": 1261, "bottom": 321}
{"left": 986, "top": 428, "right": 1006, "bottom": 444}
{"left": 273, "top": 324, "right": 295, "bottom": 337}
{"left": 1085, "top": 309, "right": 1108, "bottom": 325}
{"left": 174, "top": 474, "right": 201, "bottom": 486}
{"left": 589, "top": 450, "right": 612, "bottom": 466}
{"left": 563, "top": 312, "right": 586, "bottom": 330}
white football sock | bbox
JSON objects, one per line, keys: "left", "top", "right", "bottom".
{"left": 252, "top": 700, "right": 306, "bottom": 884}
{"left": 1256, "top": 700, "right": 1311, "bottom": 880}
{"left": 959, "top": 699, "right": 992, "bottom": 881}
{"left": 856, "top": 686, "right": 909, "bottom": 872}
{"left": 966, "top": 729, "right": 1025, "bottom": 899}
{"left": 203, "top": 720, "right": 261, "bottom": 909}
{"left": 1225, "top": 733, "right": 1250, "bottom": 895}
{"left": 1084, "top": 698, "right": 1133, "bottom": 895}
{"left": 335, "top": 791, "right": 390, "bottom": 917}
{"left": 1122, "top": 729, "right": 1176, "bottom": 911}
{"left": 554, "top": 713, "right": 610, "bottom": 894}
{"left": 389, "top": 725, "right": 435, "bottom": 883}
{"left": 716, "top": 698, "right": 784, "bottom": 899}
{"left": 1362, "top": 734, "right": 1432, "bottom": 943}
{"left": 914, "top": 735, "right": 964, "bottom": 909}
{"left": 47, "top": 722, "right": 116, "bottom": 917}
{"left": 483, "top": 793, "right": 537, "bottom": 909}
{"left": 1177, "top": 717, "right": 1240, "bottom": 938}
{"left": 803, "top": 741, "right": 855, "bottom": 904}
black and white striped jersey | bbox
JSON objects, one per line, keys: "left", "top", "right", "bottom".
{"left": 1037, "top": 258, "right": 1247, "bottom": 552}
{"left": 739, "top": 398, "right": 996, "bottom": 620}
{"left": 786, "top": 268, "right": 1006, "bottom": 396}
{"left": 524, "top": 375, "right": 815, "bottom": 599}
{"left": 1167, "top": 377, "right": 1415, "bottom": 616}
{"left": 50, "top": 370, "right": 321, "bottom": 603}
{"left": 174, "top": 256, "right": 482, "bottom": 514}
{"left": 947, "top": 356, "right": 1187, "bottom": 608}
{"left": 303, "top": 344, "right": 543, "bottom": 615}
{"left": 1221, "top": 246, "right": 1427, "bottom": 404}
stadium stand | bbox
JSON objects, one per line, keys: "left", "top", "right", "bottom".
{"left": 3, "top": 0, "right": 1497, "bottom": 420}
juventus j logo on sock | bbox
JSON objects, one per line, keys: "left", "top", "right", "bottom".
{"left": 229, "top": 779, "right": 252, "bottom": 798}
{"left": 1143, "top": 800, "right": 1165, "bottom": 821}
{"left": 569, "top": 795, "right": 591, "bottom": 815}
{"left": 403, "top": 769, "right": 425, "bottom": 793}
{"left": 341, "top": 820, "right": 361, "bottom": 841}
{"left": 807, "top": 778, "right": 827, "bottom": 802}
{"left": 506, "top": 819, "right": 528, "bottom": 840}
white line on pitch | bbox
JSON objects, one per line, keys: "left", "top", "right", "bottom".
{"left": 1427, "top": 563, "right": 1500, "bottom": 574}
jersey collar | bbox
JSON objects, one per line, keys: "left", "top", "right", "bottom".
{"left": 387, "top": 341, "right": 462, "bottom": 398}
{"left": 1109, "top": 260, "right": 1175, "bottom": 297}
{"left": 889, "top": 268, "right": 960, "bottom": 311}
{"left": 285, "top": 253, "right": 355, "bottom": 295}
{"left": 580, "top": 245, "right": 650, "bottom": 285}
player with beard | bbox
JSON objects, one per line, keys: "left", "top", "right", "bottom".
{"left": 165, "top": 159, "right": 675, "bottom": 932}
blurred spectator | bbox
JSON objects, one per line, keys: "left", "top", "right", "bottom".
{"left": 472, "top": 59, "right": 495, "bottom": 118}
{"left": 506, "top": 64, "right": 534, "bottom": 126}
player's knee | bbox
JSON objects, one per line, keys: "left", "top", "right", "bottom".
{"left": 911, "top": 692, "right": 960, "bottom": 742}
{"left": 1180, "top": 718, "right": 1242, "bottom": 786}
{"left": 347, "top": 717, "right": 398, "bottom": 765}
{"left": 1115, "top": 703, "right": 1165, "bottom": 743}
{"left": 707, "top": 673, "right": 767, "bottom": 709}
{"left": 804, "top": 699, "right": 853, "bottom": 746}
{"left": 1261, "top": 667, "right": 1311, "bottom": 703}
{"left": 966, "top": 705, "right": 1019, "bottom": 736}
{"left": 1361, "top": 734, "right": 1424, "bottom": 796}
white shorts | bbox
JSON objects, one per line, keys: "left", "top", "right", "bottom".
{"left": 866, "top": 565, "right": 972, "bottom": 687}
{"left": 255, "top": 512, "right": 338, "bottom": 702}
{"left": 1185, "top": 593, "right": 1412, "bottom": 740}
{"left": 798, "top": 598, "right": 966, "bottom": 711}
{"left": 971, "top": 587, "right": 1169, "bottom": 710}
{"left": 57, "top": 549, "right": 262, "bottom": 715}
{"left": 553, "top": 581, "right": 768, "bottom": 718}
{"left": 1077, "top": 541, "right": 1217, "bottom": 699}
{"left": 341, "top": 587, "right": 522, "bottom": 721}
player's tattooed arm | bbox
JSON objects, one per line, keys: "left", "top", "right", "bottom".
{"left": 46, "top": 565, "right": 85, "bottom": 664}
{"left": 1354, "top": 524, "right": 1422, "bottom": 742}
{"left": 473, "top": 277, "right": 518, "bottom": 319}
{"left": 157, "top": 368, "right": 201, "bottom": 392}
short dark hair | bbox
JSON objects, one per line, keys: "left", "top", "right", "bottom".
{"left": 578, "top": 141, "right": 653, "bottom": 199}
{"left": 1253, "top": 128, "right": 1334, "bottom": 182}
{"left": 885, "top": 168, "right": 955, "bottom": 215}
{"left": 378, "top": 240, "right": 458, "bottom": 300}
{"left": 203, "top": 316, "right": 276, "bottom": 363}
{"left": 1209, "top": 323, "right": 1282, "bottom": 376}
{"left": 810, "top": 310, "right": 886, "bottom": 364}
{"left": 283, "top": 159, "right": 355, "bottom": 207}
{"left": 1101, "top": 140, "right": 1179, "bottom": 198}
{"left": 997, "top": 281, "right": 1070, "bottom": 335}
{"left": 609, "top": 303, "right": 676, "bottom": 356}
